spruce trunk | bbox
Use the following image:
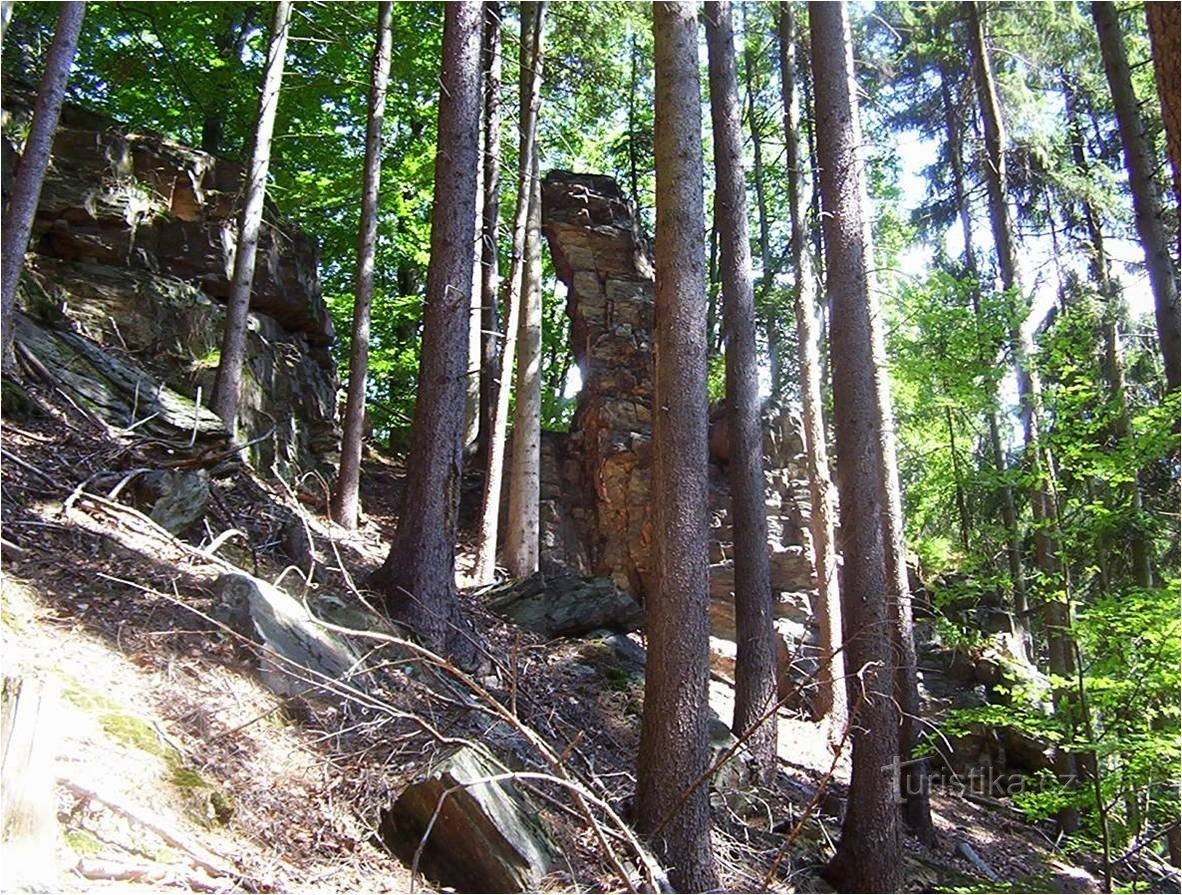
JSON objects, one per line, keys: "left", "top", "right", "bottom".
{"left": 1094, "top": 1, "right": 1180, "bottom": 392}
{"left": 331, "top": 1, "right": 394, "bottom": 530}
{"left": 810, "top": 4, "right": 904, "bottom": 889}
{"left": 371, "top": 0, "right": 483, "bottom": 665}
{"left": 778, "top": 0, "right": 847, "bottom": 730}
{"left": 0, "top": 1, "right": 86, "bottom": 370}
{"left": 705, "top": 0, "right": 778, "bottom": 782}
{"left": 637, "top": 4, "right": 718, "bottom": 889}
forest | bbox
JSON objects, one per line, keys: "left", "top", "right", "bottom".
{"left": 0, "top": 1, "right": 1179, "bottom": 894}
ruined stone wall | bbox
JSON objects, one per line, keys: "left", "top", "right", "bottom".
{"left": 539, "top": 171, "right": 819, "bottom": 677}
{"left": 2, "top": 89, "right": 339, "bottom": 474}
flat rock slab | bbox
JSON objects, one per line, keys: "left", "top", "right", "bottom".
{"left": 380, "top": 743, "right": 557, "bottom": 893}
{"left": 486, "top": 569, "right": 643, "bottom": 639}
{"left": 215, "top": 572, "right": 365, "bottom": 698}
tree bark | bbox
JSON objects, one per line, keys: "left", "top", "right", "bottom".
{"left": 970, "top": 0, "right": 1079, "bottom": 834}
{"left": 1064, "top": 73, "right": 1155, "bottom": 590}
{"left": 473, "top": 0, "right": 547, "bottom": 585}
{"left": 1145, "top": 2, "right": 1180, "bottom": 200}
{"left": 705, "top": 0, "right": 778, "bottom": 783}
{"left": 370, "top": 0, "right": 483, "bottom": 665}
{"left": 210, "top": 0, "right": 292, "bottom": 431}
{"left": 477, "top": 2, "right": 503, "bottom": 470}
{"left": 0, "top": 0, "right": 86, "bottom": 371}
{"left": 637, "top": 4, "right": 718, "bottom": 891}
{"left": 1094, "top": 0, "right": 1181, "bottom": 392}
{"left": 937, "top": 63, "right": 1028, "bottom": 636}
{"left": 331, "top": 1, "right": 394, "bottom": 530}
{"left": 810, "top": 4, "right": 904, "bottom": 889}
{"left": 504, "top": 145, "right": 542, "bottom": 577}
{"left": 777, "top": 0, "right": 847, "bottom": 731}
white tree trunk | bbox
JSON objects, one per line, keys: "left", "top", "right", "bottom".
{"left": 504, "top": 146, "right": 543, "bottom": 577}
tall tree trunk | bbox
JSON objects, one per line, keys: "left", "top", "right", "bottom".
{"left": 473, "top": 1, "right": 547, "bottom": 585}
{"left": 504, "top": 145, "right": 542, "bottom": 577}
{"left": 1094, "top": 1, "right": 1181, "bottom": 392}
{"left": 370, "top": 0, "right": 483, "bottom": 665}
{"left": 466, "top": 131, "right": 485, "bottom": 451}
{"left": 477, "top": 2, "right": 503, "bottom": 470}
{"left": 742, "top": 10, "right": 781, "bottom": 398}
{"left": 211, "top": 0, "right": 293, "bottom": 431}
{"left": 330, "top": 1, "right": 394, "bottom": 530}
{"left": 938, "top": 64, "right": 1029, "bottom": 646}
{"left": 1145, "top": 2, "right": 1180, "bottom": 200}
{"left": 970, "top": 0, "right": 1080, "bottom": 834}
{"left": 1064, "top": 73, "right": 1155, "bottom": 589}
{"left": 705, "top": 0, "right": 778, "bottom": 783}
{"left": 0, "top": 1, "right": 86, "bottom": 371}
{"left": 638, "top": 4, "right": 718, "bottom": 890}
{"left": 810, "top": 4, "right": 904, "bottom": 890}
{"left": 778, "top": 0, "right": 847, "bottom": 730}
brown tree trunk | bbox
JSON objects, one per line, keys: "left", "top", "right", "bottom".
{"left": 1094, "top": 1, "right": 1181, "bottom": 392}
{"left": 211, "top": 0, "right": 292, "bottom": 431}
{"left": 705, "top": 0, "right": 778, "bottom": 783}
{"left": 473, "top": 0, "right": 547, "bottom": 585}
{"left": 476, "top": 2, "right": 503, "bottom": 471}
{"left": 970, "top": 0, "right": 1080, "bottom": 834}
{"left": 938, "top": 65, "right": 1028, "bottom": 635}
{"left": 1145, "top": 2, "right": 1180, "bottom": 200}
{"left": 331, "top": 1, "right": 394, "bottom": 530}
{"left": 370, "top": 0, "right": 483, "bottom": 665}
{"left": 637, "top": 4, "right": 718, "bottom": 890}
{"left": 504, "top": 145, "right": 542, "bottom": 577}
{"left": 810, "top": 4, "right": 903, "bottom": 890}
{"left": 0, "top": 0, "right": 85, "bottom": 371}
{"left": 778, "top": 0, "right": 847, "bottom": 731}
{"left": 1064, "top": 74, "right": 1155, "bottom": 590}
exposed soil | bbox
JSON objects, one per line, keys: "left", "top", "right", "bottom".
{"left": 2, "top": 379, "right": 1176, "bottom": 894}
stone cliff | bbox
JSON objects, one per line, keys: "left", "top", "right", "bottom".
{"left": 2, "top": 88, "right": 339, "bottom": 474}
{"left": 538, "top": 171, "right": 819, "bottom": 694}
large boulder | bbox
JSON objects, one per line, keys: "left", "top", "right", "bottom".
{"left": 380, "top": 744, "right": 558, "bottom": 893}
{"left": 214, "top": 573, "right": 365, "bottom": 699}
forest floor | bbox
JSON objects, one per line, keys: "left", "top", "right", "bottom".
{"left": 1, "top": 379, "right": 1173, "bottom": 894}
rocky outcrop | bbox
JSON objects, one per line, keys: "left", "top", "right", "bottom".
{"left": 2, "top": 89, "right": 338, "bottom": 475}
{"left": 538, "top": 171, "right": 819, "bottom": 679}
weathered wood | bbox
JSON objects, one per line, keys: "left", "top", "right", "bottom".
{"left": 955, "top": 839, "right": 1002, "bottom": 882}
{"left": 1, "top": 675, "right": 60, "bottom": 890}
{"left": 59, "top": 776, "right": 238, "bottom": 881}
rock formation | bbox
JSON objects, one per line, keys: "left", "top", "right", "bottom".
{"left": 2, "top": 89, "right": 339, "bottom": 474}
{"left": 538, "top": 171, "right": 820, "bottom": 691}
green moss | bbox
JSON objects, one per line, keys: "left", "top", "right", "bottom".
{"left": 64, "top": 829, "right": 104, "bottom": 857}
{"left": 169, "top": 763, "right": 208, "bottom": 789}
{"left": 209, "top": 790, "right": 235, "bottom": 826}
{"left": 98, "top": 711, "right": 165, "bottom": 757}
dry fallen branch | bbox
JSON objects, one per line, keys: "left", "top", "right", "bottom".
{"left": 59, "top": 776, "right": 245, "bottom": 885}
